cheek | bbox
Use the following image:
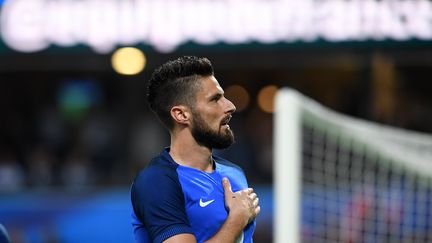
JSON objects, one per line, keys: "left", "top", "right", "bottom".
{"left": 194, "top": 105, "right": 222, "bottom": 127}
{"left": 204, "top": 115, "right": 221, "bottom": 130}
{"left": 200, "top": 110, "right": 219, "bottom": 122}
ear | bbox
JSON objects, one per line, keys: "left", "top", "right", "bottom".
{"left": 170, "top": 105, "right": 191, "bottom": 126}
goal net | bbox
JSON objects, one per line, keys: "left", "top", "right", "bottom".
{"left": 274, "top": 88, "right": 432, "bottom": 243}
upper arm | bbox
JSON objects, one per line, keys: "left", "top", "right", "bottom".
{"left": 163, "top": 233, "right": 197, "bottom": 243}
{"left": 131, "top": 166, "right": 194, "bottom": 242}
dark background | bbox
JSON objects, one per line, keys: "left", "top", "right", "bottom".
{"left": 1, "top": 1, "right": 432, "bottom": 241}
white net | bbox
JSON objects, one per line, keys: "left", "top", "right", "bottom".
{"left": 274, "top": 88, "right": 432, "bottom": 243}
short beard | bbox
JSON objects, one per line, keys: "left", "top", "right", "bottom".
{"left": 191, "top": 111, "right": 235, "bottom": 150}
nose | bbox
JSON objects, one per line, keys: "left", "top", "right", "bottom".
{"left": 224, "top": 97, "right": 236, "bottom": 114}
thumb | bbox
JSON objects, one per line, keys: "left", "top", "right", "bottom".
{"left": 222, "top": 177, "right": 232, "bottom": 195}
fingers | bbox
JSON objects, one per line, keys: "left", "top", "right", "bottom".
{"left": 222, "top": 177, "right": 232, "bottom": 195}
{"left": 255, "top": 206, "right": 261, "bottom": 216}
{"left": 252, "top": 196, "right": 259, "bottom": 207}
{"left": 222, "top": 179, "right": 259, "bottom": 207}
{"left": 222, "top": 181, "right": 261, "bottom": 223}
{"left": 242, "top": 189, "right": 260, "bottom": 218}
{"left": 248, "top": 191, "right": 260, "bottom": 219}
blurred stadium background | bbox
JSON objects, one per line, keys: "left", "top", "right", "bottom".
{"left": 0, "top": 0, "right": 432, "bottom": 242}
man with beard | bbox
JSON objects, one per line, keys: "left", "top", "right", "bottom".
{"left": 130, "top": 56, "right": 260, "bottom": 243}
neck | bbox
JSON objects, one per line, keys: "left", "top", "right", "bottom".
{"left": 169, "top": 127, "right": 214, "bottom": 172}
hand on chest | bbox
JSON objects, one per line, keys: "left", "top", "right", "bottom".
{"left": 177, "top": 168, "right": 244, "bottom": 232}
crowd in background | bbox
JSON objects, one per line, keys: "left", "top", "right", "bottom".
{"left": 0, "top": 53, "right": 431, "bottom": 192}
{"left": 0, "top": 79, "right": 275, "bottom": 191}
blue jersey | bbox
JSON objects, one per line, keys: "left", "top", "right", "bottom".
{"left": 130, "top": 148, "right": 256, "bottom": 243}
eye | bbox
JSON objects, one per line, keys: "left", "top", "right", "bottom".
{"left": 211, "top": 94, "right": 222, "bottom": 102}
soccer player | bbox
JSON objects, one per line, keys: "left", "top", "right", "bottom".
{"left": 130, "top": 56, "right": 260, "bottom": 243}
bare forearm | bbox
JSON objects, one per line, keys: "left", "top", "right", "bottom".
{"left": 204, "top": 212, "right": 247, "bottom": 243}
{"left": 164, "top": 215, "right": 245, "bottom": 243}
{"left": 203, "top": 178, "right": 260, "bottom": 243}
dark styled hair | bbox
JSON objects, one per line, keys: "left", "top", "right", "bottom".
{"left": 147, "top": 56, "right": 214, "bottom": 130}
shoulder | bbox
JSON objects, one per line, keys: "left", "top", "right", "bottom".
{"left": 131, "top": 154, "right": 186, "bottom": 222}
{"left": 130, "top": 155, "right": 194, "bottom": 242}
{"left": 132, "top": 156, "right": 180, "bottom": 195}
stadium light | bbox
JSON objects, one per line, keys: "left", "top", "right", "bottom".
{"left": 224, "top": 85, "right": 250, "bottom": 112}
{"left": 111, "top": 47, "right": 146, "bottom": 75}
{"left": 258, "top": 85, "right": 278, "bottom": 113}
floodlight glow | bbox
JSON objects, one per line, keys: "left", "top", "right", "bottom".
{"left": 111, "top": 47, "right": 146, "bottom": 75}
{"left": 258, "top": 85, "right": 278, "bottom": 113}
{"left": 225, "top": 85, "right": 250, "bottom": 112}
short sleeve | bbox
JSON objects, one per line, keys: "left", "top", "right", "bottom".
{"left": 131, "top": 165, "right": 194, "bottom": 243}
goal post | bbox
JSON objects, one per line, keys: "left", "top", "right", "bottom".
{"left": 274, "top": 88, "right": 432, "bottom": 243}
{"left": 274, "top": 88, "right": 302, "bottom": 243}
